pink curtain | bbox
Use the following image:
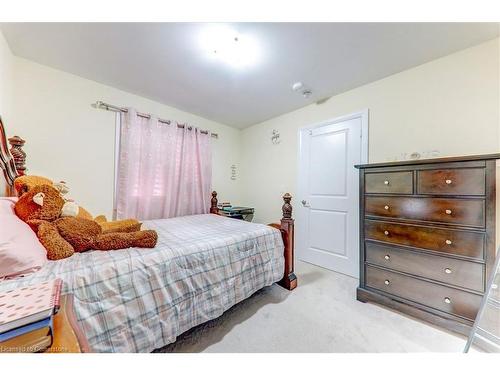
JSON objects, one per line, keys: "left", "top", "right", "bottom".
{"left": 116, "top": 109, "right": 212, "bottom": 220}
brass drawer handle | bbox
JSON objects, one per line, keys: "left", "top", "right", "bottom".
{"left": 384, "top": 230, "right": 389, "bottom": 236}
{"left": 384, "top": 180, "right": 389, "bottom": 185}
{"left": 384, "top": 255, "right": 390, "bottom": 260}
{"left": 444, "top": 268, "right": 452, "bottom": 274}
{"left": 384, "top": 205, "right": 389, "bottom": 210}
{"left": 445, "top": 239, "right": 452, "bottom": 245}
{"left": 384, "top": 280, "right": 390, "bottom": 285}
{"left": 445, "top": 179, "right": 452, "bottom": 185}
{"left": 444, "top": 297, "right": 451, "bottom": 304}
{"left": 445, "top": 209, "right": 452, "bottom": 215}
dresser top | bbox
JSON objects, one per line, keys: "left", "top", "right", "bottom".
{"left": 355, "top": 153, "right": 500, "bottom": 169}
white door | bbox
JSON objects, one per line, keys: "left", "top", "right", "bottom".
{"left": 297, "top": 111, "right": 368, "bottom": 278}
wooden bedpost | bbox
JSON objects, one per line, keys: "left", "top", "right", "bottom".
{"left": 210, "top": 191, "right": 219, "bottom": 214}
{"left": 278, "top": 193, "right": 297, "bottom": 290}
{"left": 0, "top": 117, "right": 26, "bottom": 196}
{"left": 8, "top": 135, "right": 26, "bottom": 176}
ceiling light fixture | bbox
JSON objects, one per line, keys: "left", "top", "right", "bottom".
{"left": 199, "top": 25, "right": 261, "bottom": 69}
{"left": 291, "top": 82, "right": 304, "bottom": 92}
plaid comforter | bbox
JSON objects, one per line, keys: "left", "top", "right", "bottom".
{"left": 0, "top": 214, "right": 284, "bottom": 352}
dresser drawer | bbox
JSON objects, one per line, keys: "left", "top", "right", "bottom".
{"left": 364, "top": 220, "right": 485, "bottom": 259}
{"left": 365, "top": 196, "right": 485, "bottom": 227}
{"left": 417, "top": 168, "right": 485, "bottom": 196}
{"left": 365, "top": 242, "right": 485, "bottom": 292}
{"left": 365, "top": 265, "right": 482, "bottom": 320}
{"left": 365, "top": 171, "right": 413, "bottom": 194}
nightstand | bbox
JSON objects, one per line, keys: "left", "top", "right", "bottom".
{"left": 44, "top": 294, "right": 90, "bottom": 353}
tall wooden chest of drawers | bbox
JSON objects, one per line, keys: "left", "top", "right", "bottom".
{"left": 355, "top": 154, "right": 499, "bottom": 335}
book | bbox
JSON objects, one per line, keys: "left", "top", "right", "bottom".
{"left": 221, "top": 206, "right": 254, "bottom": 214}
{"left": 0, "top": 279, "right": 62, "bottom": 334}
{"left": 1, "top": 334, "right": 52, "bottom": 353}
{"left": 0, "top": 316, "right": 52, "bottom": 342}
{"left": 0, "top": 316, "right": 53, "bottom": 352}
{"left": 227, "top": 206, "right": 254, "bottom": 213}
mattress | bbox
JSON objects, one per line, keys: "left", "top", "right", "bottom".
{"left": 0, "top": 214, "right": 285, "bottom": 352}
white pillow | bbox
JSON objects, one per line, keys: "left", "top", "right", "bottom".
{"left": 0, "top": 198, "right": 47, "bottom": 279}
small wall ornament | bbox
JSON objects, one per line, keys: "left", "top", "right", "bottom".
{"left": 231, "top": 164, "right": 237, "bottom": 180}
{"left": 271, "top": 129, "right": 280, "bottom": 145}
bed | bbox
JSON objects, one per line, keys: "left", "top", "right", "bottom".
{"left": 0, "top": 117, "right": 297, "bottom": 353}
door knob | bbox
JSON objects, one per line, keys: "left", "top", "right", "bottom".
{"left": 301, "top": 200, "right": 310, "bottom": 207}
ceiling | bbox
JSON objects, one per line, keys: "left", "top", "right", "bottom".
{"left": 1, "top": 23, "right": 499, "bottom": 128}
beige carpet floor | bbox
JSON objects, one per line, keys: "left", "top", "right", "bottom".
{"left": 156, "top": 261, "right": 467, "bottom": 353}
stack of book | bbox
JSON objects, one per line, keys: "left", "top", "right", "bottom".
{"left": 0, "top": 279, "right": 63, "bottom": 353}
{"left": 218, "top": 206, "right": 255, "bottom": 221}
{"left": 218, "top": 202, "right": 232, "bottom": 210}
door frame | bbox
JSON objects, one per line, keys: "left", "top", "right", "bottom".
{"left": 296, "top": 109, "right": 369, "bottom": 277}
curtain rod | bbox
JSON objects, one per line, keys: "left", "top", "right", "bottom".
{"left": 93, "top": 101, "right": 218, "bottom": 139}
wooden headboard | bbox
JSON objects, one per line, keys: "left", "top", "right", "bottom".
{"left": 0, "top": 117, "right": 26, "bottom": 196}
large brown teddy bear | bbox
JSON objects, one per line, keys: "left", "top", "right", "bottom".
{"left": 14, "top": 175, "right": 141, "bottom": 234}
{"left": 14, "top": 184, "right": 158, "bottom": 260}
{"left": 14, "top": 175, "right": 94, "bottom": 220}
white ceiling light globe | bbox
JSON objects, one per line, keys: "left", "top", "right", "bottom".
{"left": 199, "top": 25, "right": 261, "bottom": 69}
{"left": 292, "top": 82, "right": 304, "bottom": 91}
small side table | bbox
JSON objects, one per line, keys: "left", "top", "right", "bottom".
{"left": 45, "top": 294, "right": 90, "bottom": 353}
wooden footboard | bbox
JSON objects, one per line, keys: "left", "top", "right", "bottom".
{"left": 210, "top": 191, "right": 297, "bottom": 291}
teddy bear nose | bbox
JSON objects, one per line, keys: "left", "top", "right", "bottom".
{"left": 33, "top": 192, "right": 45, "bottom": 206}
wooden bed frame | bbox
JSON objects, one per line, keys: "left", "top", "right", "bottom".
{"left": 210, "top": 191, "right": 297, "bottom": 290}
{"left": 0, "top": 117, "right": 26, "bottom": 197}
{"left": 0, "top": 117, "right": 297, "bottom": 291}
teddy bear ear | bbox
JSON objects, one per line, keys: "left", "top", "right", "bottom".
{"left": 33, "top": 192, "right": 45, "bottom": 206}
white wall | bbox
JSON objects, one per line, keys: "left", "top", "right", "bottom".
{"left": 240, "top": 38, "right": 500, "bottom": 224}
{"left": 0, "top": 32, "right": 14, "bottom": 195}
{"left": 9, "top": 57, "right": 241, "bottom": 217}
{"left": 0, "top": 32, "right": 13, "bottom": 122}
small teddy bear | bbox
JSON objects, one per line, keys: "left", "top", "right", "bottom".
{"left": 14, "top": 184, "right": 158, "bottom": 260}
